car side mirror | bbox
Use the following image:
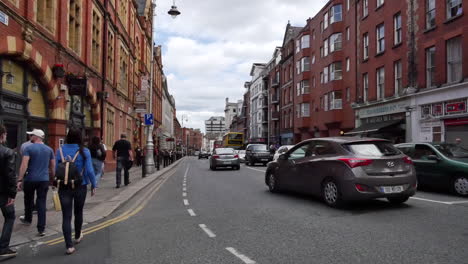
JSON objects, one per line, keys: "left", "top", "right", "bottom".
{"left": 278, "top": 154, "right": 287, "bottom": 160}
{"left": 427, "top": 155, "right": 440, "bottom": 161}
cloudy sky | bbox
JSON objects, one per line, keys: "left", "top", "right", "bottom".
{"left": 154, "top": 0, "right": 327, "bottom": 132}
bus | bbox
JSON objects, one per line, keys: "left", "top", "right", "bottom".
{"left": 222, "top": 132, "right": 244, "bottom": 149}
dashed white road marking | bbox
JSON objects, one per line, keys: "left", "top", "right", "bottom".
{"left": 245, "top": 166, "right": 266, "bottom": 173}
{"left": 183, "top": 187, "right": 187, "bottom": 191}
{"left": 226, "top": 247, "right": 256, "bottom": 264}
{"left": 199, "top": 224, "right": 216, "bottom": 238}
{"left": 184, "top": 167, "right": 189, "bottom": 178}
{"left": 183, "top": 199, "right": 189, "bottom": 206}
{"left": 183, "top": 192, "right": 187, "bottom": 197}
{"left": 447, "top": 200, "right": 468, "bottom": 204}
{"left": 187, "top": 209, "right": 196, "bottom": 216}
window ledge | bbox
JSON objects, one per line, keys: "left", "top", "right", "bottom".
{"left": 362, "top": 58, "right": 369, "bottom": 63}
{"left": 444, "top": 13, "right": 463, "bottom": 24}
{"left": 375, "top": 4, "right": 384, "bottom": 11}
{"left": 392, "top": 42, "right": 402, "bottom": 49}
{"left": 361, "top": 14, "right": 368, "bottom": 21}
{"left": 375, "top": 51, "right": 385, "bottom": 57}
{"left": 424, "top": 26, "right": 437, "bottom": 33}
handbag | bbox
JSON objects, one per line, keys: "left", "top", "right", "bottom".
{"left": 125, "top": 160, "right": 133, "bottom": 170}
{"left": 52, "top": 190, "right": 62, "bottom": 211}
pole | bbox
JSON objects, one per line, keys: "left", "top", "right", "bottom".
{"left": 144, "top": 1, "right": 157, "bottom": 175}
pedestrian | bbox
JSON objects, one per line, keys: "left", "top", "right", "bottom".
{"left": 135, "top": 146, "right": 142, "bottom": 166}
{"left": 112, "top": 134, "right": 133, "bottom": 188}
{"left": 19, "top": 133, "right": 38, "bottom": 216}
{"left": 0, "top": 125, "right": 18, "bottom": 258}
{"left": 55, "top": 128, "right": 96, "bottom": 255}
{"left": 17, "top": 129, "right": 55, "bottom": 237}
{"left": 88, "top": 136, "right": 106, "bottom": 188}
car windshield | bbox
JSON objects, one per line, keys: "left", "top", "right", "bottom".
{"left": 238, "top": 150, "right": 246, "bottom": 154}
{"left": 216, "top": 148, "right": 235, "bottom": 154}
{"left": 434, "top": 144, "right": 468, "bottom": 158}
{"left": 343, "top": 141, "right": 401, "bottom": 157}
{"left": 250, "top": 145, "right": 268, "bottom": 151}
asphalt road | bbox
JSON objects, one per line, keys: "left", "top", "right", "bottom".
{"left": 9, "top": 157, "right": 468, "bottom": 264}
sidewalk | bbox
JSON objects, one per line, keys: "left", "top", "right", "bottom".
{"left": 1, "top": 158, "right": 184, "bottom": 247}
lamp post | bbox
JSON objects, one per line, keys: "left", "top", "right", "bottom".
{"left": 144, "top": 0, "right": 181, "bottom": 175}
{"left": 180, "top": 114, "right": 188, "bottom": 156}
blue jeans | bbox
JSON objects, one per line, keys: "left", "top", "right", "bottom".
{"left": 23, "top": 181, "right": 48, "bottom": 233}
{"left": 116, "top": 157, "right": 129, "bottom": 186}
{"left": 91, "top": 159, "right": 103, "bottom": 187}
{"left": 0, "top": 196, "right": 15, "bottom": 252}
{"left": 58, "top": 185, "right": 87, "bottom": 249}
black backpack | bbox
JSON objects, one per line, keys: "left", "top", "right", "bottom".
{"left": 54, "top": 148, "right": 83, "bottom": 189}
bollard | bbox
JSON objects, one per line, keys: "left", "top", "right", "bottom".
{"left": 142, "top": 155, "right": 146, "bottom": 178}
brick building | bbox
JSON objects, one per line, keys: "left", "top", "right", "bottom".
{"left": 0, "top": 0, "right": 161, "bottom": 167}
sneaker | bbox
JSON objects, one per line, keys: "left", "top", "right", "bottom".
{"left": 65, "top": 247, "right": 76, "bottom": 255}
{"left": 0, "top": 248, "right": 17, "bottom": 257}
{"left": 74, "top": 233, "right": 83, "bottom": 244}
{"left": 116, "top": 185, "right": 120, "bottom": 189}
{"left": 38, "top": 231, "right": 46, "bottom": 237}
{"left": 19, "top": 216, "right": 31, "bottom": 225}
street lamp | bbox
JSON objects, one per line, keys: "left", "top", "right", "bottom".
{"left": 168, "top": 0, "right": 181, "bottom": 19}
{"left": 144, "top": 0, "right": 181, "bottom": 175}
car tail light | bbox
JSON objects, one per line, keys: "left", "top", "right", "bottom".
{"left": 234, "top": 154, "right": 239, "bottom": 158}
{"left": 355, "top": 184, "right": 369, "bottom": 192}
{"left": 403, "top": 156, "right": 413, "bottom": 165}
{"left": 338, "top": 158, "right": 373, "bottom": 168}
{"left": 213, "top": 155, "right": 220, "bottom": 159}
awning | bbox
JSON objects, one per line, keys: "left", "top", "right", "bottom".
{"left": 344, "top": 119, "right": 403, "bottom": 136}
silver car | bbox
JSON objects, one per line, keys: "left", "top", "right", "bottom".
{"left": 210, "top": 148, "right": 241, "bottom": 170}
{"left": 265, "top": 137, "right": 417, "bottom": 207}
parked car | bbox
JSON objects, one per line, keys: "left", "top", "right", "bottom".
{"left": 265, "top": 137, "right": 417, "bottom": 207}
{"left": 237, "top": 150, "right": 246, "bottom": 163}
{"left": 209, "top": 148, "right": 240, "bottom": 170}
{"left": 245, "top": 144, "right": 272, "bottom": 166}
{"left": 395, "top": 142, "right": 468, "bottom": 196}
{"left": 273, "top": 145, "right": 294, "bottom": 161}
{"left": 194, "top": 151, "right": 200, "bottom": 156}
{"left": 198, "top": 151, "right": 210, "bottom": 159}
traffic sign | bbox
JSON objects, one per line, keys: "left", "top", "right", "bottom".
{"left": 144, "top": 114, "right": 154, "bottom": 125}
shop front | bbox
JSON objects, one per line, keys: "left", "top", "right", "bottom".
{"left": 412, "top": 83, "right": 468, "bottom": 147}
{"left": 0, "top": 58, "right": 49, "bottom": 152}
{"left": 348, "top": 98, "right": 410, "bottom": 143}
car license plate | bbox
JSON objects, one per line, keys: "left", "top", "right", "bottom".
{"left": 380, "top": 186, "right": 404, "bottom": 193}
{"left": 261, "top": 159, "right": 268, "bottom": 161}
{"left": 223, "top": 161, "right": 231, "bottom": 164}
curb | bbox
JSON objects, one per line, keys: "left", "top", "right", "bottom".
{"left": 12, "top": 158, "right": 186, "bottom": 247}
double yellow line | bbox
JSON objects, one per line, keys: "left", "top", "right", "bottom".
{"left": 44, "top": 168, "right": 178, "bottom": 246}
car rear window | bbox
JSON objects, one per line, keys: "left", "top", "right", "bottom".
{"left": 343, "top": 141, "right": 401, "bottom": 157}
{"left": 250, "top": 145, "right": 268, "bottom": 151}
{"left": 216, "top": 148, "right": 235, "bottom": 154}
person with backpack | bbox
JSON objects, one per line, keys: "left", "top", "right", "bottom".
{"left": 54, "top": 128, "right": 96, "bottom": 255}
{"left": 17, "top": 129, "right": 55, "bottom": 237}
{"left": 0, "top": 125, "right": 18, "bottom": 258}
{"left": 88, "top": 136, "right": 106, "bottom": 187}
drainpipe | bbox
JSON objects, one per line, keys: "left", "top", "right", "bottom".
{"left": 100, "top": 0, "right": 109, "bottom": 139}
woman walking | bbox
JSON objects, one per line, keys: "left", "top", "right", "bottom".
{"left": 55, "top": 129, "right": 96, "bottom": 255}
{"left": 89, "top": 136, "right": 106, "bottom": 187}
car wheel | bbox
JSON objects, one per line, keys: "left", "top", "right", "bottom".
{"left": 263, "top": 163, "right": 267, "bottom": 166}
{"left": 387, "top": 196, "right": 409, "bottom": 204}
{"left": 322, "top": 179, "right": 343, "bottom": 208}
{"left": 267, "top": 172, "right": 280, "bottom": 193}
{"left": 452, "top": 176, "right": 468, "bottom": 196}
{"left": 236, "top": 165, "right": 240, "bottom": 170}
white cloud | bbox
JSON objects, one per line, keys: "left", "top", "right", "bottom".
{"left": 154, "top": 0, "right": 328, "bottom": 132}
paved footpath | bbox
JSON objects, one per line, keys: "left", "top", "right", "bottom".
{"left": 0, "top": 158, "right": 184, "bottom": 247}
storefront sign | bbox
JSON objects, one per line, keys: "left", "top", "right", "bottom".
{"left": 135, "top": 91, "right": 146, "bottom": 103}
{"left": 1, "top": 101, "right": 23, "bottom": 112}
{"left": 445, "top": 101, "right": 466, "bottom": 114}
{"left": 134, "top": 103, "right": 147, "bottom": 113}
{"left": 359, "top": 100, "right": 410, "bottom": 118}
{"left": 67, "top": 76, "right": 87, "bottom": 96}
{"left": 140, "top": 76, "right": 149, "bottom": 92}
{"left": 0, "top": 11, "right": 8, "bottom": 26}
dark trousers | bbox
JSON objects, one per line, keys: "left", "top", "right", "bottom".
{"left": 116, "top": 157, "right": 130, "bottom": 186}
{"left": 59, "top": 185, "right": 87, "bottom": 249}
{"left": 0, "top": 197, "right": 15, "bottom": 252}
{"left": 23, "top": 181, "right": 48, "bottom": 232}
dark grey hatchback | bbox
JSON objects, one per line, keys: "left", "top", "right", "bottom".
{"left": 265, "top": 137, "right": 417, "bottom": 207}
